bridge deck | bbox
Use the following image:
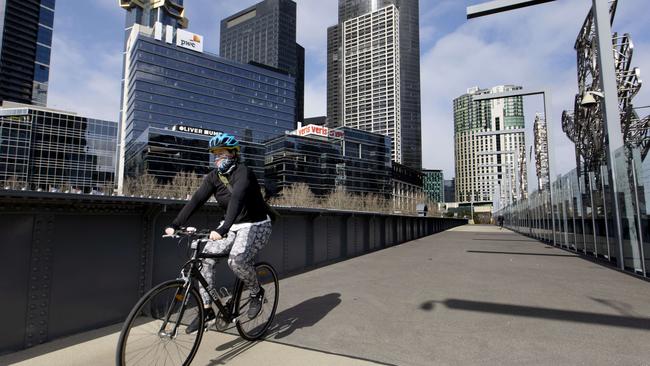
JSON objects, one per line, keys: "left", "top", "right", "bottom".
{"left": 3, "top": 225, "right": 650, "bottom": 365}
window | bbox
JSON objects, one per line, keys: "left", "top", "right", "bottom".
{"left": 36, "top": 44, "right": 51, "bottom": 65}
{"left": 34, "top": 64, "right": 49, "bottom": 83}
{"left": 39, "top": 7, "right": 54, "bottom": 28}
{"left": 41, "top": 0, "right": 55, "bottom": 9}
{"left": 37, "top": 26, "right": 53, "bottom": 46}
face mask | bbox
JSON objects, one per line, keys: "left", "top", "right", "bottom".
{"left": 216, "top": 156, "right": 236, "bottom": 173}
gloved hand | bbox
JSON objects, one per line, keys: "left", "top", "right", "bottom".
{"left": 209, "top": 231, "right": 222, "bottom": 241}
{"left": 164, "top": 227, "right": 175, "bottom": 236}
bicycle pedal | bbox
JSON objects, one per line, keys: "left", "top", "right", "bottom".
{"left": 214, "top": 316, "right": 230, "bottom": 331}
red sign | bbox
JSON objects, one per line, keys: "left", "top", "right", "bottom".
{"left": 294, "top": 124, "right": 345, "bottom": 139}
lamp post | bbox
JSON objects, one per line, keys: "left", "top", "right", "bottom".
{"left": 472, "top": 89, "right": 556, "bottom": 244}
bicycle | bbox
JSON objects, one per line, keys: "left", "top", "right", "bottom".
{"left": 116, "top": 227, "right": 279, "bottom": 366}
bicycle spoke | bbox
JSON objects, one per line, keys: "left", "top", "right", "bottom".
{"left": 118, "top": 281, "right": 204, "bottom": 366}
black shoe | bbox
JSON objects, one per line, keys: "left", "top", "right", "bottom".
{"left": 247, "top": 287, "right": 265, "bottom": 319}
{"left": 185, "top": 307, "right": 215, "bottom": 334}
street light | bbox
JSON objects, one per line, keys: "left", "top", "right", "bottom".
{"left": 580, "top": 90, "right": 604, "bottom": 106}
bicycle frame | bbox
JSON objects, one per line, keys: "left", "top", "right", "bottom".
{"left": 176, "top": 236, "right": 245, "bottom": 325}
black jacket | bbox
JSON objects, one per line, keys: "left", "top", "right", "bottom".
{"left": 172, "top": 164, "right": 268, "bottom": 236}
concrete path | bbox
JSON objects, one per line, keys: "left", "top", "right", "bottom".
{"left": 2, "top": 225, "right": 650, "bottom": 365}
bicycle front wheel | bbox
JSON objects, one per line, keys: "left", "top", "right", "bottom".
{"left": 235, "top": 262, "right": 279, "bottom": 341}
{"left": 116, "top": 279, "right": 205, "bottom": 366}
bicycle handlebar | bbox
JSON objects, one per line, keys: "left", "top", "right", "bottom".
{"left": 162, "top": 227, "right": 211, "bottom": 239}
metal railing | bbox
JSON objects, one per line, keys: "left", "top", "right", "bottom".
{"left": 0, "top": 190, "right": 465, "bottom": 354}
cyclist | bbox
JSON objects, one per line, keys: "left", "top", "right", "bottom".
{"left": 164, "top": 132, "right": 272, "bottom": 333}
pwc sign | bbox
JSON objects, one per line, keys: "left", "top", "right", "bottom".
{"left": 176, "top": 29, "right": 204, "bottom": 53}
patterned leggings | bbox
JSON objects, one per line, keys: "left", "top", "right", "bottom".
{"left": 199, "top": 220, "right": 272, "bottom": 306}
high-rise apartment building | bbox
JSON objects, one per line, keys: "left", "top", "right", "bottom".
{"left": 342, "top": 4, "right": 401, "bottom": 163}
{"left": 453, "top": 85, "right": 526, "bottom": 207}
{"left": 422, "top": 169, "right": 443, "bottom": 202}
{"left": 327, "top": 0, "right": 421, "bottom": 170}
{"left": 220, "top": 0, "right": 304, "bottom": 124}
{"left": 0, "top": 0, "right": 55, "bottom": 106}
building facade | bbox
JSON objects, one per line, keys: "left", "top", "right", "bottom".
{"left": 391, "top": 161, "right": 423, "bottom": 212}
{"left": 443, "top": 178, "right": 455, "bottom": 202}
{"left": 0, "top": 0, "right": 55, "bottom": 106}
{"left": 453, "top": 85, "right": 526, "bottom": 206}
{"left": 422, "top": 169, "right": 443, "bottom": 202}
{"left": 264, "top": 125, "right": 392, "bottom": 197}
{"left": 117, "top": 25, "right": 295, "bottom": 192}
{"left": 125, "top": 126, "right": 266, "bottom": 185}
{"left": 341, "top": 4, "right": 401, "bottom": 164}
{"left": 0, "top": 102, "right": 117, "bottom": 193}
{"left": 327, "top": 0, "right": 421, "bottom": 170}
{"left": 303, "top": 116, "right": 326, "bottom": 126}
{"left": 220, "top": 0, "right": 304, "bottom": 124}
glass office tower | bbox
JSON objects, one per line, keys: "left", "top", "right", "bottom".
{"left": 220, "top": 0, "right": 304, "bottom": 124}
{"left": 118, "top": 26, "right": 295, "bottom": 191}
{"left": 0, "top": 103, "right": 117, "bottom": 193}
{"left": 0, "top": 0, "right": 55, "bottom": 106}
{"left": 264, "top": 126, "right": 391, "bottom": 197}
{"left": 125, "top": 126, "right": 266, "bottom": 186}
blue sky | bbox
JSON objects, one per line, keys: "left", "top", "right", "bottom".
{"left": 47, "top": 0, "right": 650, "bottom": 184}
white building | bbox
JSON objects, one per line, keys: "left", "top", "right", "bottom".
{"left": 453, "top": 85, "right": 527, "bottom": 208}
{"left": 342, "top": 4, "right": 401, "bottom": 163}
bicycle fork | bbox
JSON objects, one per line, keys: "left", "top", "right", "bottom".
{"left": 158, "top": 279, "right": 194, "bottom": 339}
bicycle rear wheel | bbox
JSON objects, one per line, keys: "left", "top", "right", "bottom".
{"left": 116, "top": 279, "right": 204, "bottom": 366}
{"left": 235, "top": 263, "right": 279, "bottom": 341}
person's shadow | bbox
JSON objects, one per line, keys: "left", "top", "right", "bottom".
{"left": 266, "top": 292, "right": 342, "bottom": 339}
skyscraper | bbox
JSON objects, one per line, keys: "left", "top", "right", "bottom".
{"left": 116, "top": 25, "right": 295, "bottom": 192}
{"left": 327, "top": 0, "right": 421, "bottom": 170}
{"left": 0, "top": 0, "right": 55, "bottom": 106}
{"left": 453, "top": 85, "right": 526, "bottom": 207}
{"left": 220, "top": 0, "right": 304, "bottom": 124}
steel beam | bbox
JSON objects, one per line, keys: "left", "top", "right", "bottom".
{"left": 467, "top": 0, "right": 556, "bottom": 19}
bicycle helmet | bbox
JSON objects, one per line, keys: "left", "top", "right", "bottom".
{"left": 208, "top": 132, "right": 240, "bottom": 152}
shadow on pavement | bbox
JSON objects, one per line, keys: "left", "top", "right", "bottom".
{"left": 0, "top": 322, "right": 123, "bottom": 364}
{"left": 267, "top": 293, "right": 342, "bottom": 340}
{"left": 203, "top": 293, "right": 342, "bottom": 365}
{"left": 466, "top": 250, "right": 578, "bottom": 257}
{"left": 419, "top": 299, "right": 650, "bottom": 330}
{"left": 206, "top": 337, "right": 259, "bottom": 365}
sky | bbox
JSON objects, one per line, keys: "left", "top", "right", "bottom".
{"left": 46, "top": 0, "right": 650, "bottom": 188}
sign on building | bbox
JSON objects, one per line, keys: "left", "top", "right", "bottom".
{"left": 293, "top": 124, "right": 345, "bottom": 139}
{"left": 176, "top": 29, "right": 204, "bottom": 53}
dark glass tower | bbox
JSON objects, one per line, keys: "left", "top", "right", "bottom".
{"left": 0, "top": 0, "right": 55, "bottom": 106}
{"left": 327, "top": 0, "right": 422, "bottom": 170}
{"left": 220, "top": 0, "right": 304, "bottom": 124}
